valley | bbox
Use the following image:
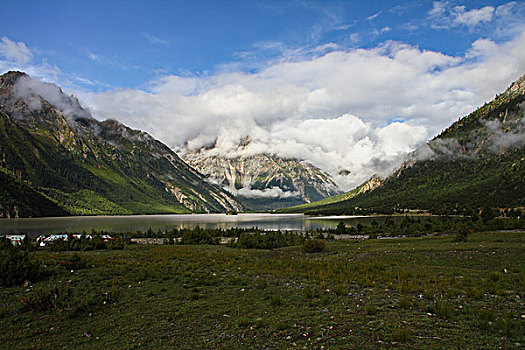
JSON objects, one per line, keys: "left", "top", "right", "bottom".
{"left": 1, "top": 227, "right": 523, "bottom": 349}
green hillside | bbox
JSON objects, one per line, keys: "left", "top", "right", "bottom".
{"left": 281, "top": 175, "right": 381, "bottom": 213}
{"left": 0, "top": 71, "right": 242, "bottom": 217}
{"left": 283, "top": 74, "right": 525, "bottom": 215}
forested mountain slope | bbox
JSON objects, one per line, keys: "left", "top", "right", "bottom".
{"left": 0, "top": 71, "right": 242, "bottom": 217}
{"left": 285, "top": 74, "right": 525, "bottom": 215}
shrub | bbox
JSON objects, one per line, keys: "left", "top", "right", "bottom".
{"left": 19, "top": 285, "right": 63, "bottom": 312}
{"left": 19, "top": 283, "right": 119, "bottom": 315}
{"left": 255, "top": 279, "right": 268, "bottom": 290}
{"left": 236, "top": 231, "right": 305, "bottom": 249}
{"left": 393, "top": 327, "right": 411, "bottom": 342}
{"left": 428, "top": 299, "right": 453, "bottom": 320}
{"left": 303, "top": 286, "right": 317, "bottom": 299}
{"left": 57, "top": 253, "right": 86, "bottom": 270}
{"left": 399, "top": 296, "right": 412, "bottom": 309}
{"left": 453, "top": 225, "right": 469, "bottom": 242}
{"left": 335, "top": 221, "right": 347, "bottom": 235}
{"left": 365, "top": 302, "right": 377, "bottom": 315}
{"left": 470, "top": 309, "right": 495, "bottom": 331}
{"left": 271, "top": 294, "right": 282, "bottom": 307}
{"left": 303, "top": 239, "right": 326, "bottom": 253}
{"left": 0, "top": 246, "right": 41, "bottom": 287}
{"left": 467, "top": 286, "right": 484, "bottom": 300}
{"left": 334, "top": 284, "right": 347, "bottom": 296}
{"left": 107, "top": 237, "right": 125, "bottom": 250}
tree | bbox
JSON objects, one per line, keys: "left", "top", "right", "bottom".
{"left": 335, "top": 221, "right": 346, "bottom": 235}
{"left": 453, "top": 225, "right": 469, "bottom": 243}
{"left": 480, "top": 208, "right": 497, "bottom": 223}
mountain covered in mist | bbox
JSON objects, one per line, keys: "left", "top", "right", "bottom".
{"left": 286, "top": 74, "right": 525, "bottom": 215}
{"left": 182, "top": 138, "right": 341, "bottom": 210}
{"left": 0, "top": 71, "right": 243, "bottom": 217}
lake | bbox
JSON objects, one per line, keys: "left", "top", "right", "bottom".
{"left": 0, "top": 214, "right": 390, "bottom": 238}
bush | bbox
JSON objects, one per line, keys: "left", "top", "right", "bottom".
{"left": 18, "top": 283, "right": 119, "bottom": 315}
{"left": 335, "top": 221, "right": 347, "bottom": 235}
{"left": 0, "top": 246, "right": 41, "bottom": 287}
{"left": 399, "top": 296, "right": 412, "bottom": 309}
{"left": 57, "top": 253, "right": 86, "bottom": 270}
{"left": 271, "top": 294, "right": 282, "bottom": 307}
{"left": 19, "top": 285, "right": 62, "bottom": 312}
{"left": 428, "top": 299, "right": 453, "bottom": 319}
{"left": 236, "top": 231, "right": 305, "bottom": 250}
{"left": 393, "top": 327, "right": 411, "bottom": 342}
{"left": 453, "top": 225, "right": 469, "bottom": 242}
{"left": 365, "top": 302, "right": 377, "bottom": 315}
{"left": 303, "top": 239, "right": 326, "bottom": 253}
{"left": 107, "top": 237, "right": 125, "bottom": 250}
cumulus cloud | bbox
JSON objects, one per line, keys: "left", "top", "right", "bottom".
{"left": 78, "top": 32, "right": 525, "bottom": 190}
{"left": 452, "top": 5, "right": 494, "bottom": 28}
{"left": 0, "top": 37, "right": 33, "bottom": 64}
{"left": 429, "top": 1, "right": 525, "bottom": 33}
{"left": 0, "top": 37, "right": 63, "bottom": 83}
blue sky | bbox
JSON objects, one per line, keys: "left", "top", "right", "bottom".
{"left": 1, "top": 1, "right": 525, "bottom": 190}
{"left": 1, "top": 0, "right": 522, "bottom": 90}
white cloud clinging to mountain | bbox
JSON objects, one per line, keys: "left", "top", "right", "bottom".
{"left": 80, "top": 32, "right": 525, "bottom": 190}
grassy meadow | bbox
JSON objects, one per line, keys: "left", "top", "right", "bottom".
{"left": 1, "top": 230, "right": 524, "bottom": 349}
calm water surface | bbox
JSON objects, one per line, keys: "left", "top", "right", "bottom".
{"left": 0, "top": 214, "right": 388, "bottom": 237}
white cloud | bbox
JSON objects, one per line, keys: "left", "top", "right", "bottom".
{"left": 235, "top": 186, "right": 300, "bottom": 199}
{"left": 0, "top": 37, "right": 33, "bottom": 64}
{"left": 12, "top": 75, "right": 92, "bottom": 121}
{"left": 452, "top": 5, "right": 494, "bottom": 28}
{"left": 88, "top": 52, "right": 100, "bottom": 62}
{"left": 79, "top": 32, "right": 525, "bottom": 191}
{"left": 378, "top": 26, "right": 392, "bottom": 35}
{"left": 141, "top": 33, "right": 169, "bottom": 46}
{"left": 0, "top": 59, "right": 62, "bottom": 83}
{"left": 367, "top": 11, "right": 381, "bottom": 21}
{"left": 429, "top": 1, "right": 525, "bottom": 33}
{"left": 348, "top": 33, "right": 360, "bottom": 44}
{"left": 493, "top": 2, "right": 525, "bottom": 38}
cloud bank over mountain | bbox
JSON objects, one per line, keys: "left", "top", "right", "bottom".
{"left": 2, "top": 1, "right": 524, "bottom": 191}
{"left": 78, "top": 32, "right": 525, "bottom": 190}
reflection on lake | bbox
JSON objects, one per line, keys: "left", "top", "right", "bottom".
{"left": 0, "top": 214, "right": 396, "bottom": 238}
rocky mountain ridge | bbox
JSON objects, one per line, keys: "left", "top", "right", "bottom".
{"left": 183, "top": 142, "right": 341, "bottom": 210}
{"left": 0, "top": 71, "right": 242, "bottom": 217}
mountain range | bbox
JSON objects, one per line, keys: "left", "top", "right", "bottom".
{"left": 0, "top": 71, "right": 243, "bottom": 218}
{"left": 285, "top": 74, "right": 525, "bottom": 215}
{"left": 1, "top": 71, "right": 524, "bottom": 218}
{"left": 182, "top": 139, "right": 341, "bottom": 210}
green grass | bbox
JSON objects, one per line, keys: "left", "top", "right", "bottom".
{"left": 0, "top": 230, "right": 524, "bottom": 349}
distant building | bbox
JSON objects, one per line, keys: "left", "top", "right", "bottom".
{"left": 219, "top": 237, "right": 238, "bottom": 245}
{"left": 3, "top": 234, "right": 26, "bottom": 246}
{"left": 130, "top": 237, "right": 169, "bottom": 245}
{"left": 36, "top": 233, "right": 113, "bottom": 246}
{"left": 37, "top": 234, "right": 68, "bottom": 247}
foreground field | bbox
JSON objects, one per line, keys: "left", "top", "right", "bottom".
{"left": 1, "top": 231, "right": 524, "bottom": 349}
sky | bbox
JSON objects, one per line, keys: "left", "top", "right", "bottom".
{"left": 1, "top": 0, "right": 525, "bottom": 191}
